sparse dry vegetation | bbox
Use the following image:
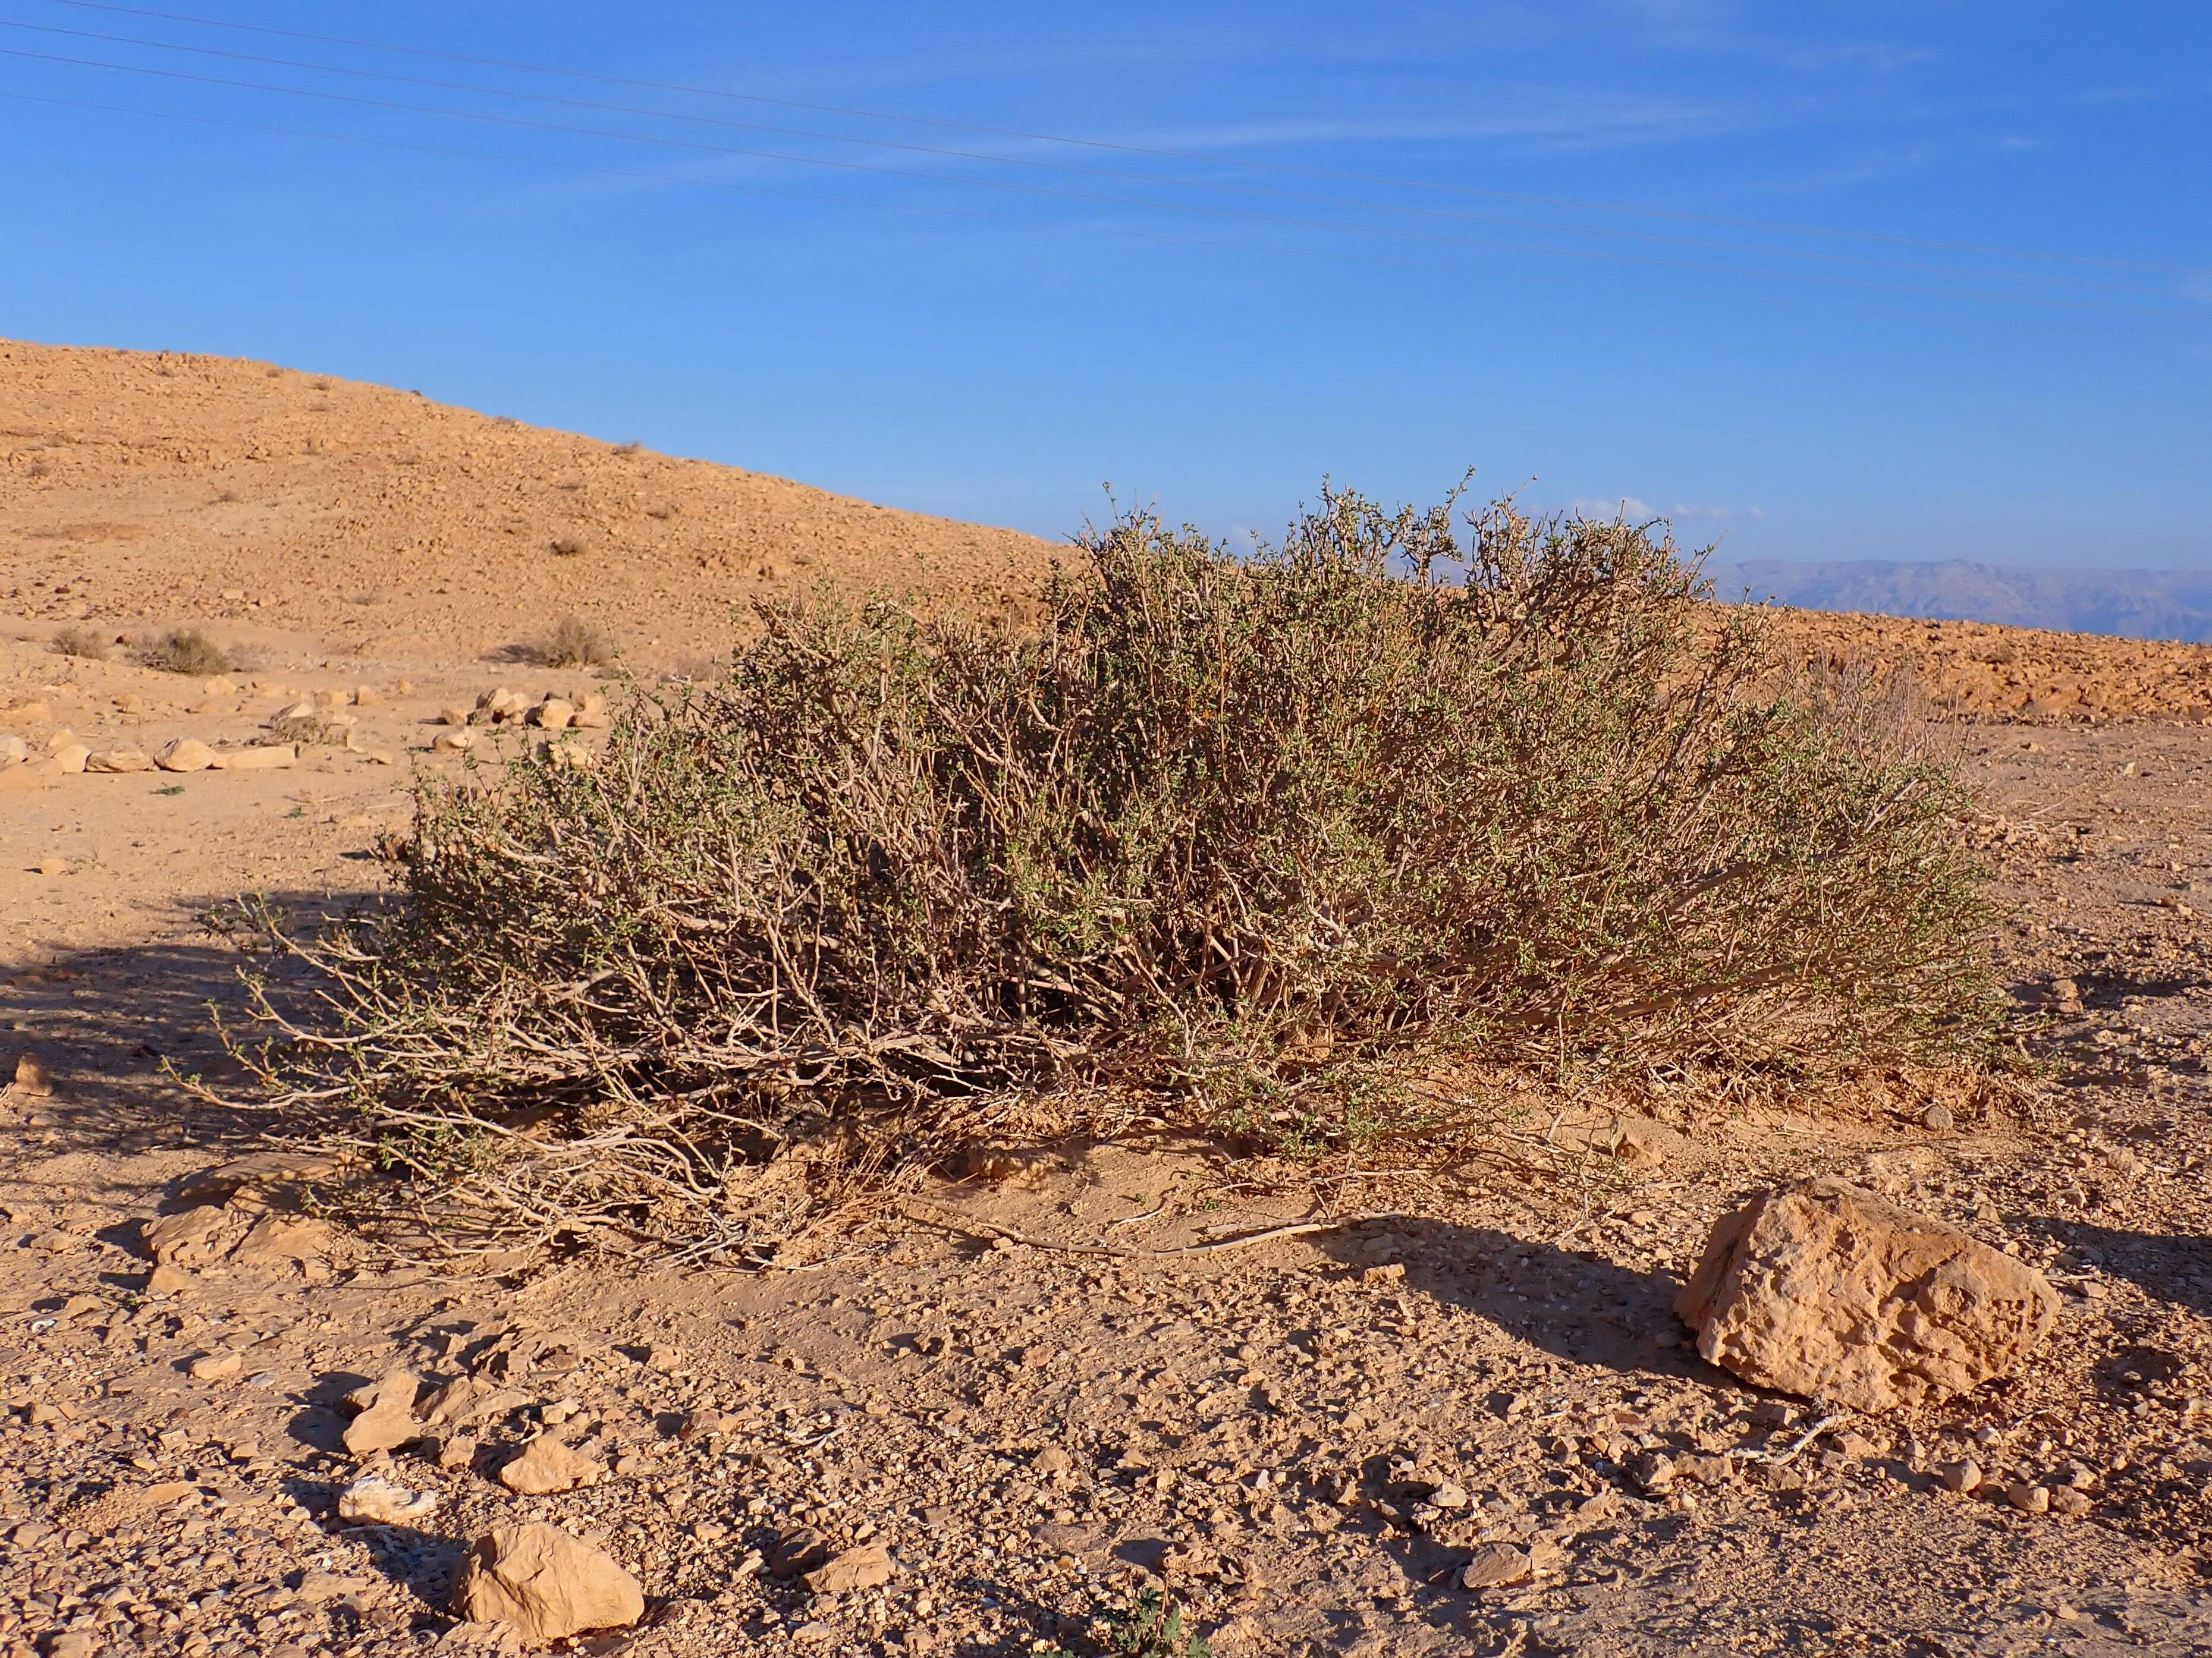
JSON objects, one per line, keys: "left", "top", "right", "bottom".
{"left": 50, "top": 625, "right": 108, "bottom": 660}
{"left": 537, "top": 615, "right": 614, "bottom": 668}
{"left": 140, "top": 627, "right": 231, "bottom": 675}
{"left": 230, "top": 484, "right": 1996, "bottom": 1257}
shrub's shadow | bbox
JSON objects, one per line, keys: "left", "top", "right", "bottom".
{"left": 2026, "top": 1219, "right": 2212, "bottom": 1320}
{"left": 1315, "top": 1217, "right": 1702, "bottom": 1382}
{"left": 2, "top": 889, "right": 381, "bottom": 1176}
{"left": 281, "top": 1472, "right": 467, "bottom": 1616}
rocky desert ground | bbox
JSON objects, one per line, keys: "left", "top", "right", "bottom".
{"left": 3, "top": 340, "right": 2210, "bottom": 1658}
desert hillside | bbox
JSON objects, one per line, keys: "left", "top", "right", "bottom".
{"left": 4, "top": 337, "right": 2211, "bottom": 1656}
{"left": 1765, "top": 606, "right": 2212, "bottom": 722}
{"left": 0, "top": 338, "right": 1059, "bottom": 664}
{"left": 9, "top": 337, "right": 2212, "bottom": 722}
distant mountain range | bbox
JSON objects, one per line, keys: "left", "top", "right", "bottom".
{"left": 1703, "top": 559, "right": 2212, "bottom": 644}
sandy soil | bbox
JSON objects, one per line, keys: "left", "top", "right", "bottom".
{"left": 1, "top": 338, "right": 1056, "bottom": 668}
{"left": 2, "top": 344, "right": 2208, "bottom": 1658}
{"left": 12, "top": 335, "right": 2212, "bottom": 718}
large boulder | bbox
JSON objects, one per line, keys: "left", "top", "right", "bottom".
{"left": 451, "top": 1522, "right": 644, "bottom": 1644}
{"left": 1677, "top": 1176, "right": 2057, "bottom": 1411}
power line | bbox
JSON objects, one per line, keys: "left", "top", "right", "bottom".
{"left": 0, "top": 15, "right": 2163, "bottom": 296}
{"left": 2, "top": 42, "right": 2198, "bottom": 319}
{"left": 29, "top": 0, "right": 2185, "bottom": 276}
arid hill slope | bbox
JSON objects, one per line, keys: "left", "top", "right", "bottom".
{"left": 7, "top": 336, "right": 2212, "bottom": 719}
{"left": 0, "top": 338, "right": 1059, "bottom": 663}
{"left": 1767, "top": 608, "right": 2212, "bottom": 723}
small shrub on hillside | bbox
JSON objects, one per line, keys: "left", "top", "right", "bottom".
{"left": 228, "top": 483, "right": 1996, "bottom": 1257}
{"left": 142, "top": 628, "right": 230, "bottom": 675}
{"left": 51, "top": 627, "right": 108, "bottom": 660}
{"left": 537, "top": 616, "right": 614, "bottom": 668}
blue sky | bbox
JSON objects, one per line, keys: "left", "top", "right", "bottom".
{"left": 4, "top": 1, "right": 2208, "bottom": 567}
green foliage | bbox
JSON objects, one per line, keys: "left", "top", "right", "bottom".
{"left": 1104, "top": 1591, "right": 1212, "bottom": 1658}
{"left": 230, "top": 482, "right": 1997, "bottom": 1253}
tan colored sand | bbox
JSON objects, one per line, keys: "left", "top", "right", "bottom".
{"left": 4, "top": 338, "right": 2211, "bottom": 1656}
{"left": 12, "top": 336, "right": 2212, "bottom": 722}
{"left": 2, "top": 337, "right": 1058, "bottom": 666}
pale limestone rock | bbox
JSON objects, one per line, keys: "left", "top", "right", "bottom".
{"left": 155, "top": 737, "right": 216, "bottom": 772}
{"left": 337, "top": 1474, "right": 438, "bottom": 1525}
{"left": 86, "top": 745, "right": 152, "bottom": 772}
{"left": 539, "top": 738, "right": 592, "bottom": 771}
{"left": 1940, "top": 1458, "right": 1983, "bottom": 1494}
{"left": 1459, "top": 1543, "right": 1531, "bottom": 1590}
{"left": 143, "top": 1204, "right": 241, "bottom": 1268}
{"left": 1677, "top": 1177, "right": 2057, "bottom": 1411}
{"left": 343, "top": 1369, "right": 425, "bottom": 1456}
{"left": 497, "top": 1433, "right": 602, "bottom": 1495}
{"left": 176, "top": 1148, "right": 344, "bottom": 1207}
{"left": 451, "top": 1523, "right": 643, "bottom": 1643}
{"left": 210, "top": 743, "right": 298, "bottom": 769}
{"left": 1605, "top": 1115, "right": 1680, "bottom": 1166}
{"left": 804, "top": 1544, "right": 894, "bottom": 1596}
{"left": 231, "top": 1212, "right": 332, "bottom": 1267}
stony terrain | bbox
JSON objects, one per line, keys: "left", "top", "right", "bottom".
{"left": 12, "top": 336, "right": 2212, "bottom": 722}
{"left": 1, "top": 338, "right": 1054, "bottom": 668}
{"left": 3, "top": 342, "right": 2210, "bottom": 1657}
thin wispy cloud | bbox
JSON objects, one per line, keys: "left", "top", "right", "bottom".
{"left": 1570, "top": 496, "right": 1657, "bottom": 520}
{"left": 1569, "top": 498, "right": 1761, "bottom": 523}
{"left": 1113, "top": 101, "right": 1741, "bottom": 155}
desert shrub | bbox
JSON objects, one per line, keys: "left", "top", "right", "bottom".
{"left": 51, "top": 626, "right": 108, "bottom": 660}
{"left": 538, "top": 615, "right": 614, "bottom": 668}
{"left": 229, "top": 484, "right": 1995, "bottom": 1256}
{"left": 142, "top": 628, "right": 230, "bottom": 675}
